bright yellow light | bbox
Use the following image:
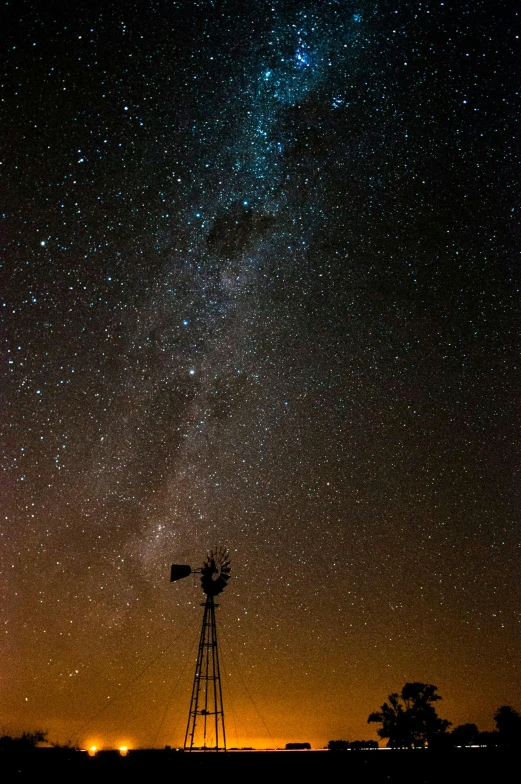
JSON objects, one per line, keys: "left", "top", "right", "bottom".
{"left": 89, "top": 746, "right": 97, "bottom": 756}
{"left": 119, "top": 746, "right": 128, "bottom": 756}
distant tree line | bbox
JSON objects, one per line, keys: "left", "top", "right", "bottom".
{"left": 0, "top": 731, "right": 48, "bottom": 752}
{"left": 329, "top": 684, "right": 521, "bottom": 750}
{"left": 0, "top": 731, "right": 78, "bottom": 753}
{"left": 3, "top": 686, "right": 521, "bottom": 755}
{"left": 328, "top": 739, "right": 378, "bottom": 751}
{"left": 369, "top": 683, "right": 520, "bottom": 749}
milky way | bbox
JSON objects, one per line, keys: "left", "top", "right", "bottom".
{"left": 2, "top": 0, "right": 519, "bottom": 748}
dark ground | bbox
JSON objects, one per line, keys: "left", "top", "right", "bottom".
{"left": 0, "top": 748, "right": 515, "bottom": 783}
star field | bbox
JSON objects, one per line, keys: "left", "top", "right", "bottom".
{"left": 1, "top": 0, "right": 520, "bottom": 749}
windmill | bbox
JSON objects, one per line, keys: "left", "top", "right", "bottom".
{"left": 170, "top": 546, "right": 231, "bottom": 751}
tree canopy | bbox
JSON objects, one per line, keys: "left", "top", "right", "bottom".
{"left": 450, "top": 723, "right": 480, "bottom": 747}
{"left": 494, "top": 705, "right": 521, "bottom": 746}
{"left": 368, "top": 682, "right": 451, "bottom": 748}
{"left": 0, "top": 731, "right": 47, "bottom": 752}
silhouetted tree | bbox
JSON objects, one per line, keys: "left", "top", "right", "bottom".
{"left": 368, "top": 682, "right": 451, "bottom": 748}
{"left": 0, "top": 730, "right": 47, "bottom": 753}
{"left": 477, "top": 731, "right": 500, "bottom": 748}
{"left": 350, "top": 739, "right": 378, "bottom": 750}
{"left": 328, "top": 739, "right": 350, "bottom": 751}
{"left": 451, "top": 723, "right": 480, "bottom": 747}
{"left": 20, "top": 731, "right": 47, "bottom": 747}
{"left": 328, "top": 739, "right": 378, "bottom": 751}
{"left": 494, "top": 706, "right": 521, "bottom": 747}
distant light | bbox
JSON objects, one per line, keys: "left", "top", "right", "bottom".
{"left": 89, "top": 746, "right": 97, "bottom": 756}
{"left": 189, "top": 369, "right": 195, "bottom": 375}
{"left": 119, "top": 746, "right": 128, "bottom": 756}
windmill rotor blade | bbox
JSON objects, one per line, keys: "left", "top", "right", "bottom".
{"left": 198, "top": 545, "right": 231, "bottom": 595}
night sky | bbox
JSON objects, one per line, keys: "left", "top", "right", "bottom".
{"left": 2, "top": 0, "right": 519, "bottom": 750}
